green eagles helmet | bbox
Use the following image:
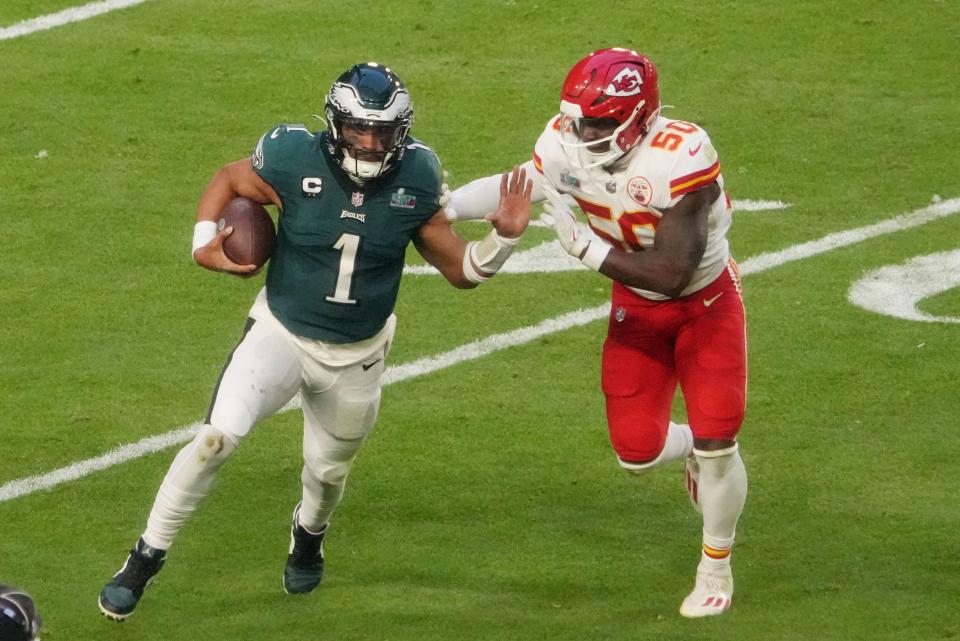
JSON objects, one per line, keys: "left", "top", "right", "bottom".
{"left": 325, "top": 62, "right": 414, "bottom": 182}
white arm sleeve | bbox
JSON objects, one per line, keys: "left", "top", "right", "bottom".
{"left": 446, "top": 160, "right": 546, "bottom": 221}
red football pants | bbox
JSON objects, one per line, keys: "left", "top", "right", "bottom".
{"left": 601, "top": 263, "right": 747, "bottom": 462}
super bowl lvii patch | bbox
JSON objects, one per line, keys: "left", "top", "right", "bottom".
{"left": 390, "top": 192, "right": 417, "bottom": 209}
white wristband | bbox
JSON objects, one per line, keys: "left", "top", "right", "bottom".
{"left": 462, "top": 229, "right": 521, "bottom": 284}
{"left": 191, "top": 220, "right": 218, "bottom": 259}
{"left": 580, "top": 241, "right": 611, "bottom": 272}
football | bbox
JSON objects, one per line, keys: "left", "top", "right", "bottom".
{"left": 218, "top": 197, "right": 276, "bottom": 269}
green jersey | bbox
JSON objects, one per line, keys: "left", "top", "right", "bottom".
{"left": 251, "top": 124, "right": 442, "bottom": 343}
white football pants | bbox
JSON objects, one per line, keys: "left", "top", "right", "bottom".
{"left": 142, "top": 307, "right": 392, "bottom": 550}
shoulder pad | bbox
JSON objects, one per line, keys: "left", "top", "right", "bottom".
{"left": 269, "top": 124, "right": 314, "bottom": 139}
{"left": 394, "top": 137, "right": 442, "bottom": 192}
{"left": 404, "top": 138, "right": 440, "bottom": 165}
{"left": 253, "top": 124, "right": 315, "bottom": 170}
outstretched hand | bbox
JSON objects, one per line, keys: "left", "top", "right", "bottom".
{"left": 193, "top": 225, "right": 259, "bottom": 276}
{"left": 541, "top": 185, "right": 594, "bottom": 259}
{"left": 540, "top": 185, "right": 610, "bottom": 272}
{"left": 486, "top": 165, "right": 532, "bottom": 239}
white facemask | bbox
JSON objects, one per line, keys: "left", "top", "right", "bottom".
{"left": 339, "top": 148, "right": 393, "bottom": 182}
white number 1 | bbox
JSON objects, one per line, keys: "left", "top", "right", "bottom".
{"left": 325, "top": 233, "right": 360, "bottom": 305}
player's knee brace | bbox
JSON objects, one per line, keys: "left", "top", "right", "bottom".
{"left": 160, "top": 424, "right": 238, "bottom": 492}
{"left": 301, "top": 453, "right": 354, "bottom": 487}
{"left": 193, "top": 424, "right": 238, "bottom": 470}
{"left": 301, "top": 426, "right": 366, "bottom": 486}
{"left": 144, "top": 425, "right": 240, "bottom": 549}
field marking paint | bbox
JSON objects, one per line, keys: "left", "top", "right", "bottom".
{"left": 0, "top": 429, "right": 197, "bottom": 503}
{"left": 2, "top": 196, "right": 958, "bottom": 503}
{"left": 0, "top": 0, "right": 147, "bottom": 41}
{"left": 445, "top": 199, "right": 790, "bottom": 238}
{"left": 733, "top": 200, "right": 791, "bottom": 212}
{"left": 0, "top": 308, "right": 603, "bottom": 503}
{"left": 409, "top": 198, "right": 793, "bottom": 276}
{"left": 406, "top": 240, "right": 582, "bottom": 276}
{"left": 737, "top": 198, "right": 960, "bottom": 274}
{"left": 848, "top": 249, "right": 960, "bottom": 324}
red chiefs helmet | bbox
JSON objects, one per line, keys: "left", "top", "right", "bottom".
{"left": 557, "top": 48, "right": 660, "bottom": 168}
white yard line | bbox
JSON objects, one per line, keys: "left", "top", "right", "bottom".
{"left": 0, "top": 308, "right": 604, "bottom": 503}
{"left": 737, "top": 198, "right": 960, "bottom": 275}
{"left": 0, "top": 0, "right": 147, "bottom": 41}
{"left": 474, "top": 199, "right": 791, "bottom": 231}
{"left": 732, "top": 199, "right": 791, "bottom": 212}
{"left": 2, "top": 196, "right": 958, "bottom": 503}
{"left": 0, "top": 429, "right": 197, "bottom": 503}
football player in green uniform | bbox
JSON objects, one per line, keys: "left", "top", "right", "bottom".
{"left": 99, "top": 62, "right": 532, "bottom": 620}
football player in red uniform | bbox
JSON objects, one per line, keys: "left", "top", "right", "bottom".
{"left": 448, "top": 48, "right": 748, "bottom": 618}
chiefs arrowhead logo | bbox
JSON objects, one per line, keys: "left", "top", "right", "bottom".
{"left": 627, "top": 176, "right": 653, "bottom": 205}
{"left": 605, "top": 66, "right": 644, "bottom": 97}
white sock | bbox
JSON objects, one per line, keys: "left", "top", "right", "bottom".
{"left": 695, "top": 444, "right": 747, "bottom": 557}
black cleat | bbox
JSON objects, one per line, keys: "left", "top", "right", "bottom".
{"left": 98, "top": 538, "right": 167, "bottom": 621}
{"left": 283, "top": 503, "right": 327, "bottom": 594}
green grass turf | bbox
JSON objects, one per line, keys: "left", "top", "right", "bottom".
{"left": 1, "top": 1, "right": 959, "bottom": 640}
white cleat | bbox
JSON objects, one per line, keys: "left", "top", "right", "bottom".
{"left": 684, "top": 454, "right": 701, "bottom": 514}
{"left": 679, "top": 562, "right": 734, "bottom": 618}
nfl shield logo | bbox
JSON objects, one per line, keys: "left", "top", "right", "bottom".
{"left": 351, "top": 192, "right": 364, "bottom": 207}
{"left": 615, "top": 306, "right": 626, "bottom": 323}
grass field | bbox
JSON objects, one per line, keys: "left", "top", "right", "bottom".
{"left": 2, "top": 1, "right": 959, "bottom": 640}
